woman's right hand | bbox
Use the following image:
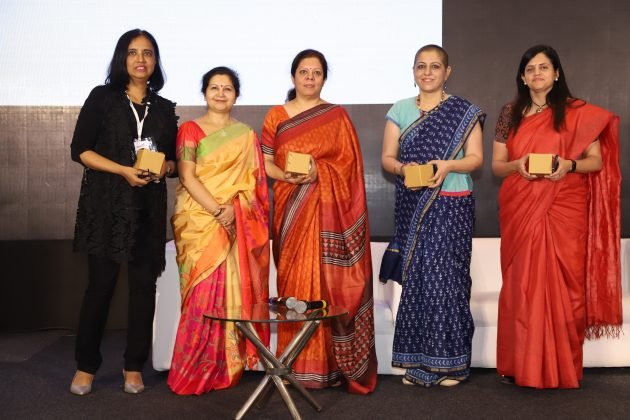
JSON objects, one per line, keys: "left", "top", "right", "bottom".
{"left": 513, "top": 154, "right": 537, "bottom": 181}
{"left": 120, "top": 166, "right": 151, "bottom": 187}
{"left": 400, "top": 161, "right": 418, "bottom": 179}
{"left": 79, "top": 151, "right": 152, "bottom": 186}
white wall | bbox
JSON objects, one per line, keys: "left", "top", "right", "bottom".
{"left": 0, "top": 0, "right": 442, "bottom": 106}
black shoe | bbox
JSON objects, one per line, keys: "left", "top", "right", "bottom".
{"left": 500, "top": 375, "right": 515, "bottom": 385}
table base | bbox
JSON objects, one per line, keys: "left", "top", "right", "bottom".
{"left": 234, "top": 317, "right": 323, "bottom": 420}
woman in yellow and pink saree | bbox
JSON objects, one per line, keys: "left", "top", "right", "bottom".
{"left": 168, "top": 67, "right": 270, "bottom": 395}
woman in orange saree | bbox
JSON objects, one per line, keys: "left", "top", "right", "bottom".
{"left": 492, "top": 45, "right": 621, "bottom": 389}
{"left": 262, "top": 50, "right": 377, "bottom": 394}
{"left": 167, "top": 67, "right": 270, "bottom": 395}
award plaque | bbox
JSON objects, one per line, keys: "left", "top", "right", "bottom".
{"left": 404, "top": 164, "right": 436, "bottom": 188}
{"left": 285, "top": 151, "right": 311, "bottom": 175}
{"left": 134, "top": 149, "right": 165, "bottom": 175}
{"left": 528, "top": 153, "right": 555, "bottom": 175}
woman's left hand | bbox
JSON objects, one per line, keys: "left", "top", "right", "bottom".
{"left": 152, "top": 160, "right": 175, "bottom": 183}
{"left": 303, "top": 156, "right": 318, "bottom": 183}
{"left": 426, "top": 159, "right": 452, "bottom": 188}
{"left": 215, "top": 204, "right": 235, "bottom": 227}
{"left": 545, "top": 157, "right": 572, "bottom": 181}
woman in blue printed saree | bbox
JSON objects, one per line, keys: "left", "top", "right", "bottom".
{"left": 379, "top": 45, "right": 484, "bottom": 387}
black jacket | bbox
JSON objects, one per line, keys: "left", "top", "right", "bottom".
{"left": 71, "top": 85, "right": 178, "bottom": 273}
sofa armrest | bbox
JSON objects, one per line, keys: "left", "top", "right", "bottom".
{"left": 381, "top": 280, "right": 402, "bottom": 320}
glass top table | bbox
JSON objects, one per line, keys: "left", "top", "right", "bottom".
{"left": 204, "top": 303, "right": 348, "bottom": 420}
{"left": 205, "top": 303, "right": 348, "bottom": 323}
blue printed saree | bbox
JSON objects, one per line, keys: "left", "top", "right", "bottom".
{"left": 380, "top": 96, "right": 484, "bottom": 386}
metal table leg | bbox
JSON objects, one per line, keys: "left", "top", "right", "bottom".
{"left": 241, "top": 321, "right": 322, "bottom": 411}
{"left": 234, "top": 371, "right": 274, "bottom": 420}
{"left": 234, "top": 318, "right": 323, "bottom": 420}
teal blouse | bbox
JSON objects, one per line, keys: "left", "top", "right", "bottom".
{"left": 386, "top": 97, "right": 473, "bottom": 193}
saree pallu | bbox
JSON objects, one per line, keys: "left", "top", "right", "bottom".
{"left": 168, "top": 122, "right": 270, "bottom": 395}
{"left": 380, "top": 96, "right": 484, "bottom": 386}
{"left": 261, "top": 104, "right": 377, "bottom": 394}
{"left": 497, "top": 103, "right": 621, "bottom": 389}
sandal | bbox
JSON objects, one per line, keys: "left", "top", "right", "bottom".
{"left": 439, "top": 378, "right": 461, "bottom": 387}
{"left": 402, "top": 377, "right": 415, "bottom": 386}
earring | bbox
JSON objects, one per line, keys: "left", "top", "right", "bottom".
{"left": 555, "top": 77, "right": 559, "bottom": 82}
{"left": 523, "top": 81, "right": 527, "bottom": 86}
{"left": 414, "top": 82, "right": 416, "bottom": 87}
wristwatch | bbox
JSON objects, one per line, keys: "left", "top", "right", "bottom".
{"left": 569, "top": 160, "right": 577, "bottom": 173}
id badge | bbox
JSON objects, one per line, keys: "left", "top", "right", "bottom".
{"left": 133, "top": 136, "right": 157, "bottom": 154}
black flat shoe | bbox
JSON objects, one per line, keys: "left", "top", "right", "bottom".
{"left": 500, "top": 375, "right": 515, "bottom": 385}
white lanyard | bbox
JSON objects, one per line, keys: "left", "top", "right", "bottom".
{"left": 127, "top": 97, "right": 149, "bottom": 140}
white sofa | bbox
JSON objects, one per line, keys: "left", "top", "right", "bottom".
{"left": 153, "top": 239, "right": 630, "bottom": 374}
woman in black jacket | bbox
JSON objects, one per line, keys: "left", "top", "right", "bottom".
{"left": 69, "top": 29, "right": 177, "bottom": 395}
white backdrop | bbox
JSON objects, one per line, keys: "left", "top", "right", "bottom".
{"left": 0, "top": 0, "right": 441, "bottom": 106}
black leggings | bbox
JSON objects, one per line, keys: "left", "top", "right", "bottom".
{"left": 75, "top": 254, "right": 158, "bottom": 374}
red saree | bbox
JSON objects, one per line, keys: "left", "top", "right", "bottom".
{"left": 496, "top": 102, "right": 621, "bottom": 389}
{"left": 262, "top": 104, "right": 377, "bottom": 394}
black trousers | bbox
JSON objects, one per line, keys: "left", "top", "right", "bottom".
{"left": 75, "top": 254, "right": 158, "bottom": 374}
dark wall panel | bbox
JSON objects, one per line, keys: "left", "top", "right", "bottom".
{"left": 443, "top": 0, "right": 630, "bottom": 236}
{"left": 0, "top": 240, "right": 129, "bottom": 331}
{"left": 0, "top": 104, "right": 396, "bottom": 241}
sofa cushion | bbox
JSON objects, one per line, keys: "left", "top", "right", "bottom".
{"left": 470, "top": 291, "right": 499, "bottom": 327}
{"left": 373, "top": 299, "right": 394, "bottom": 335}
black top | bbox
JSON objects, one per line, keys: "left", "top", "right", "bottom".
{"left": 70, "top": 85, "right": 178, "bottom": 273}
{"left": 71, "top": 87, "right": 176, "bottom": 163}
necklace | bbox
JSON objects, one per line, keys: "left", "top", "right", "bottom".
{"left": 416, "top": 91, "right": 446, "bottom": 113}
{"left": 126, "top": 90, "right": 147, "bottom": 104}
{"left": 531, "top": 100, "right": 548, "bottom": 113}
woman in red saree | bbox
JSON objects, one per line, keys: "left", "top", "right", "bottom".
{"left": 168, "top": 67, "right": 270, "bottom": 395}
{"left": 262, "top": 50, "right": 377, "bottom": 394}
{"left": 492, "top": 45, "right": 621, "bottom": 389}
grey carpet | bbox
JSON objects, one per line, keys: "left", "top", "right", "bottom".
{"left": 0, "top": 330, "right": 69, "bottom": 363}
{"left": 1, "top": 331, "right": 629, "bottom": 420}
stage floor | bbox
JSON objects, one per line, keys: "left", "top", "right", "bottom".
{"left": 2, "top": 330, "right": 630, "bottom": 419}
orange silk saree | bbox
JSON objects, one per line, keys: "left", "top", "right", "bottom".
{"left": 262, "top": 104, "right": 377, "bottom": 394}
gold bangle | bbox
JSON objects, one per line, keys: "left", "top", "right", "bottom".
{"left": 211, "top": 207, "right": 223, "bottom": 217}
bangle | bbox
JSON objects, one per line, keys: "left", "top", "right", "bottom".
{"left": 397, "top": 163, "right": 405, "bottom": 176}
{"left": 569, "top": 160, "right": 577, "bottom": 173}
{"left": 211, "top": 207, "right": 224, "bottom": 217}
